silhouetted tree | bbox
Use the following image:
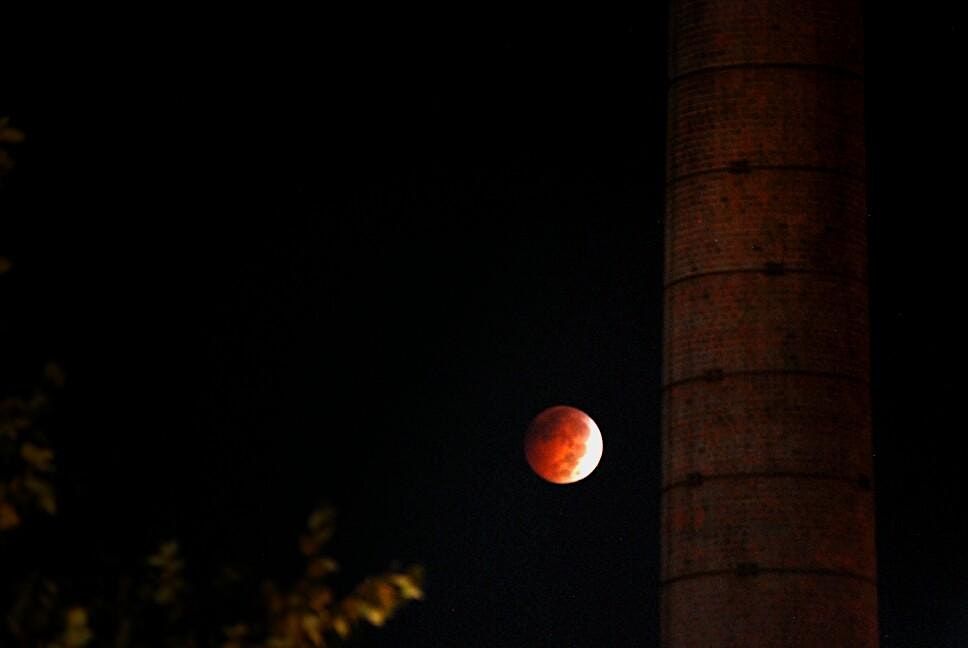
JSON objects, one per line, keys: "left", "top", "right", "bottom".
{"left": 0, "top": 119, "right": 423, "bottom": 647}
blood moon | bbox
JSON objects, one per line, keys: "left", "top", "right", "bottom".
{"left": 524, "top": 405, "right": 603, "bottom": 484}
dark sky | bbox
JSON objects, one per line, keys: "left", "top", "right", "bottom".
{"left": 2, "top": 5, "right": 967, "bottom": 646}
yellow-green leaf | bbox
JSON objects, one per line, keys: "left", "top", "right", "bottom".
{"left": 0, "top": 499, "right": 20, "bottom": 530}
{"left": 21, "top": 442, "right": 55, "bottom": 472}
{"left": 63, "top": 606, "right": 93, "bottom": 647}
{"left": 23, "top": 474, "right": 56, "bottom": 514}
{"left": 389, "top": 572, "right": 424, "bottom": 600}
{"left": 306, "top": 557, "right": 339, "bottom": 580}
{"left": 0, "top": 118, "right": 25, "bottom": 143}
{"left": 45, "top": 362, "right": 67, "bottom": 388}
{"left": 301, "top": 612, "right": 324, "bottom": 646}
{"left": 148, "top": 541, "right": 180, "bottom": 567}
{"left": 331, "top": 615, "right": 350, "bottom": 639}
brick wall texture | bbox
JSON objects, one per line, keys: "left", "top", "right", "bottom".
{"left": 661, "top": 1, "right": 877, "bottom": 646}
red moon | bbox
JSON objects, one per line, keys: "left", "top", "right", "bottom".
{"left": 524, "top": 405, "right": 604, "bottom": 484}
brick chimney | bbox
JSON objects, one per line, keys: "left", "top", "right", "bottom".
{"left": 661, "top": 1, "right": 877, "bottom": 645}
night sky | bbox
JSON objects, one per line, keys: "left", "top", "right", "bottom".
{"left": 2, "top": 5, "right": 967, "bottom": 646}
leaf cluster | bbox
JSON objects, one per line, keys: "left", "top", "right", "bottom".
{"left": 0, "top": 363, "right": 63, "bottom": 531}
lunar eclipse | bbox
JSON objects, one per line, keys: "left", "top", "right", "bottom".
{"left": 524, "top": 406, "right": 604, "bottom": 484}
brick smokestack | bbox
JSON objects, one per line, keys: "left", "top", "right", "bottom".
{"left": 660, "top": 1, "right": 877, "bottom": 645}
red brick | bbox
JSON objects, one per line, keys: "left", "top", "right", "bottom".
{"left": 670, "top": 0, "right": 864, "bottom": 78}
{"left": 663, "top": 272, "right": 869, "bottom": 384}
{"left": 665, "top": 171, "right": 867, "bottom": 283}
{"left": 662, "top": 574, "right": 877, "bottom": 648}
{"left": 663, "top": 373, "right": 872, "bottom": 484}
{"left": 668, "top": 68, "right": 865, "bottom": 180}
{"left": 661, "top": 477, "right": 876, "bottom": 579}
